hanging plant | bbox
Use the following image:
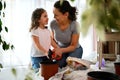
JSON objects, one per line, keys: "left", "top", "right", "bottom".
{"left": 0, "top": 0, "right": 14, "bottom": 51}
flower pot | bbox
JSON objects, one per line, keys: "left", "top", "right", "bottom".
{"left": 114, "top": 62, "right": 120, "bottom": 76}
{"left": 40, "top": 60, "right": 58, "bottom": 80}
{"left": 87, "top": 71, "right": 120, "bottom": 80}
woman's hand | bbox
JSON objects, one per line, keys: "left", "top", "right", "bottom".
{"left": 53, "top": 48, "right": 62, "bottom": 57}
{"left": 52, "top": 53, "right": 62, "bottom": 60}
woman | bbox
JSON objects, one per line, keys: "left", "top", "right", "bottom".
{"left": 50, "top": 0, "right": 83, "bottom": 68}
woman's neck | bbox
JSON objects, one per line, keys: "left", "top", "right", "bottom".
{"left": 59, "top": 20, "right": 71, "bottom": 31}
{"left": 61, "top": 20, "right": 71, "bottom": 25}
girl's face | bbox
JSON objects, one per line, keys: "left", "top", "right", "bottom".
{"left": 39, "top": 11, "right": 48, "bottom": 26}
{"left": 53, "top": 8, "right": 68, "bottom": 24}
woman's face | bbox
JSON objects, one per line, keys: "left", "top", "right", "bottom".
{"left": 39, "top": 11, "right": 48, "bottom": 26}
{"left": 53, "top": 8, "right": 67, "bottom": 24}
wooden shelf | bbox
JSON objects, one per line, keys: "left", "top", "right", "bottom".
{"left": 105, "top": 32, "right": 120, "bottom": 41}
{"left": 97, "top": 32, "right": 120, "bottom": 69}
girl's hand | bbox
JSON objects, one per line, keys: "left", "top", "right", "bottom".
{"left": 52, "top": 48, "right": 62, "bottom": 57}
{"left": 45, "top": 52, "right": 50, "bottom": 59}
{"left": 52, "top": 53, "right": 62, "bottom": 60}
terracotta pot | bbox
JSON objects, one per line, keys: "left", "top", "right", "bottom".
{"left": 87, "top": 71, "right": 120, "bottom": 80}
{"left": 40, "top": 60, "right": 58, "bottom": 80}
{"left": 114, "top": 62, "right": 120, "bottom": 76}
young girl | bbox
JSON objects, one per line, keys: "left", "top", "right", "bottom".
{"left": 29, "top": 8, "right": 58, "bottom": 73}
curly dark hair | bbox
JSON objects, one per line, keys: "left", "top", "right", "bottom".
{"left": 54, "top": 0, "right": 78, "bottom": 21}
{"left": 29, "top": 8, "right": 46, "bottom": 32}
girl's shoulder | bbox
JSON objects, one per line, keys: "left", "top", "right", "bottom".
{"left": 31, "top": 28, "right": 39, "bottom": 32}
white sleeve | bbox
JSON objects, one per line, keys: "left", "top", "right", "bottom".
{"left": 31, "top": 29, "right": 39, "bottom": 37}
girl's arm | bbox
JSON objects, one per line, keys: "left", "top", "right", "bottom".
{"left": 32, "top": 35, "right": 48, "bottom": 56}
{"left": 50, "top": 30, "right": 59, "bottom": 49}
{"left": 51, "top": 37, "right": 59, "bottom": 49}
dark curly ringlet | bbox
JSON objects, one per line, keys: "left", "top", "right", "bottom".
{"left": 29, "top": 8, "right": 46, "bottom": 32}
{"left": 54, "top": 0, "right": 77, "bottom": 21}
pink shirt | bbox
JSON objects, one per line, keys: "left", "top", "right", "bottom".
{"left": 30, "top": 27, "right": 51, "bottom": 57}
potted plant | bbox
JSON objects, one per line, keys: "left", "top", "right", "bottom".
{"left": 79, "top": 0, "right": 120, "bottom": 69}
{"left": 80, "top": 0, "right": 120, "bottom": 40}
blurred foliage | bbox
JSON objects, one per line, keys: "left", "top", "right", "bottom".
{"left": 0, "top": 0, "right": 14, "bottom": 72}
{"left": 81, "top": 0, "right": 120, "bottom": 40}
{"left": 24, "top": 68, "right": 34, "bottom": 80}
{"left": 11, "top": 68, "right": 17, "bottom": 76}
{"left": 69, "top": 0, "right": 75, "bottom": 2}
{"left": 0, "top": 63, "right": 3, "bottom": 68}
{"left": 0, "top": 0, "right": 14, "bottom": 51}
{"left": 25, "top": 73, "right": 33, "bottom": 80}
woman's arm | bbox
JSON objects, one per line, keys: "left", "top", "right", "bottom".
{"left": 61, "top": 33, "right": 79, "bottom": 53}
{"left": 52, "top": 31, "right": 79, "bottom": 56}
{"left": 32, "top": 35, "right": 48, "bottom": 56}
{"left": 56, "top": 21, "right": 80, "bottom": 54}
{"left": 55, "top": 33, "right": 79, "bottom": 55}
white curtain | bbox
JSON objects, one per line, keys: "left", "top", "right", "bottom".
{"left": 2, "top": 0, "right": 42, "bottom": 67}
{"left": 1, "top": 0, "right": 96, "bottom": 67}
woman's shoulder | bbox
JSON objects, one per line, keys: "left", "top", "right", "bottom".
{"left": 70, "top": 21, "right": 80, "bottom": 29}
{"left": 70, "top": 21, "right": 80, "bottom": 33}
{"left": 50, "top": 20, "right": 58, "bottom": 28}
{"left": 51, "top": 19, "right": 56, "bottom": 23}
{"left": 51, "top": 20, "right": 57, "bottom": 25}
{"left": 71, "top": 21, "right": 80, "bottom": 26}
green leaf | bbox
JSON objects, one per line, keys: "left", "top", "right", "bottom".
{"left": 2, "top": 41, "right": 10, "bottom": 50}
{"left": 5, "top": 26, "right": 8, "bottom": 32}
{"left": 11, "top": 45, "right": 15, "bottom": 50}
{"left": 0, "top": 1, "right": 2, "bottom": 10}
{"left": 0, "top": 24, "right": 2, "bottom": 32}
{"left": 3, "top": 1, "right": 6, "bottom": 9}
{"left": 0, "top": 63, "right": 3, "bottom": 68}
{"left": 0, "top": 19, "right": 2, "bottom": 32}
{"left": 0, "top": 35, "right": 2, "bottom": 44}
{"left": 25, "top": 75, "right": 33, "bottom": 80}
{"left": 11, "top": 68, "right": 17, "bottom": 76}
{"left": 2, "top": 42, "right": 6, "bottom": 50}
{"left": 110, "top": 6, "right": 120, "bottom": 19}
{"left": 3, "top": 12, "right": 5, "bottom": 17}
{"left": 69, "top": 0, "right": 75, "bottom": 2}
{"left": 0, "top": 19, "right": 2, "bottom": 25}
{"left": 60, "top": 0, "right": 63, "bottom": 5}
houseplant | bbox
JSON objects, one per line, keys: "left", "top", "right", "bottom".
{"left": 0, "top": 0, "right": 14, "bottom": 51}
{"left": 0, "top": 0, "right": 17, "bottom": 78}
{"left": 80, "top": 0, "right": 120, "bottom": 40}
{"left": 0, "top": 0, "right": 14, "bottom": 68}
{"left": 79, "top": 0, "right": 120, "bottom": 70}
